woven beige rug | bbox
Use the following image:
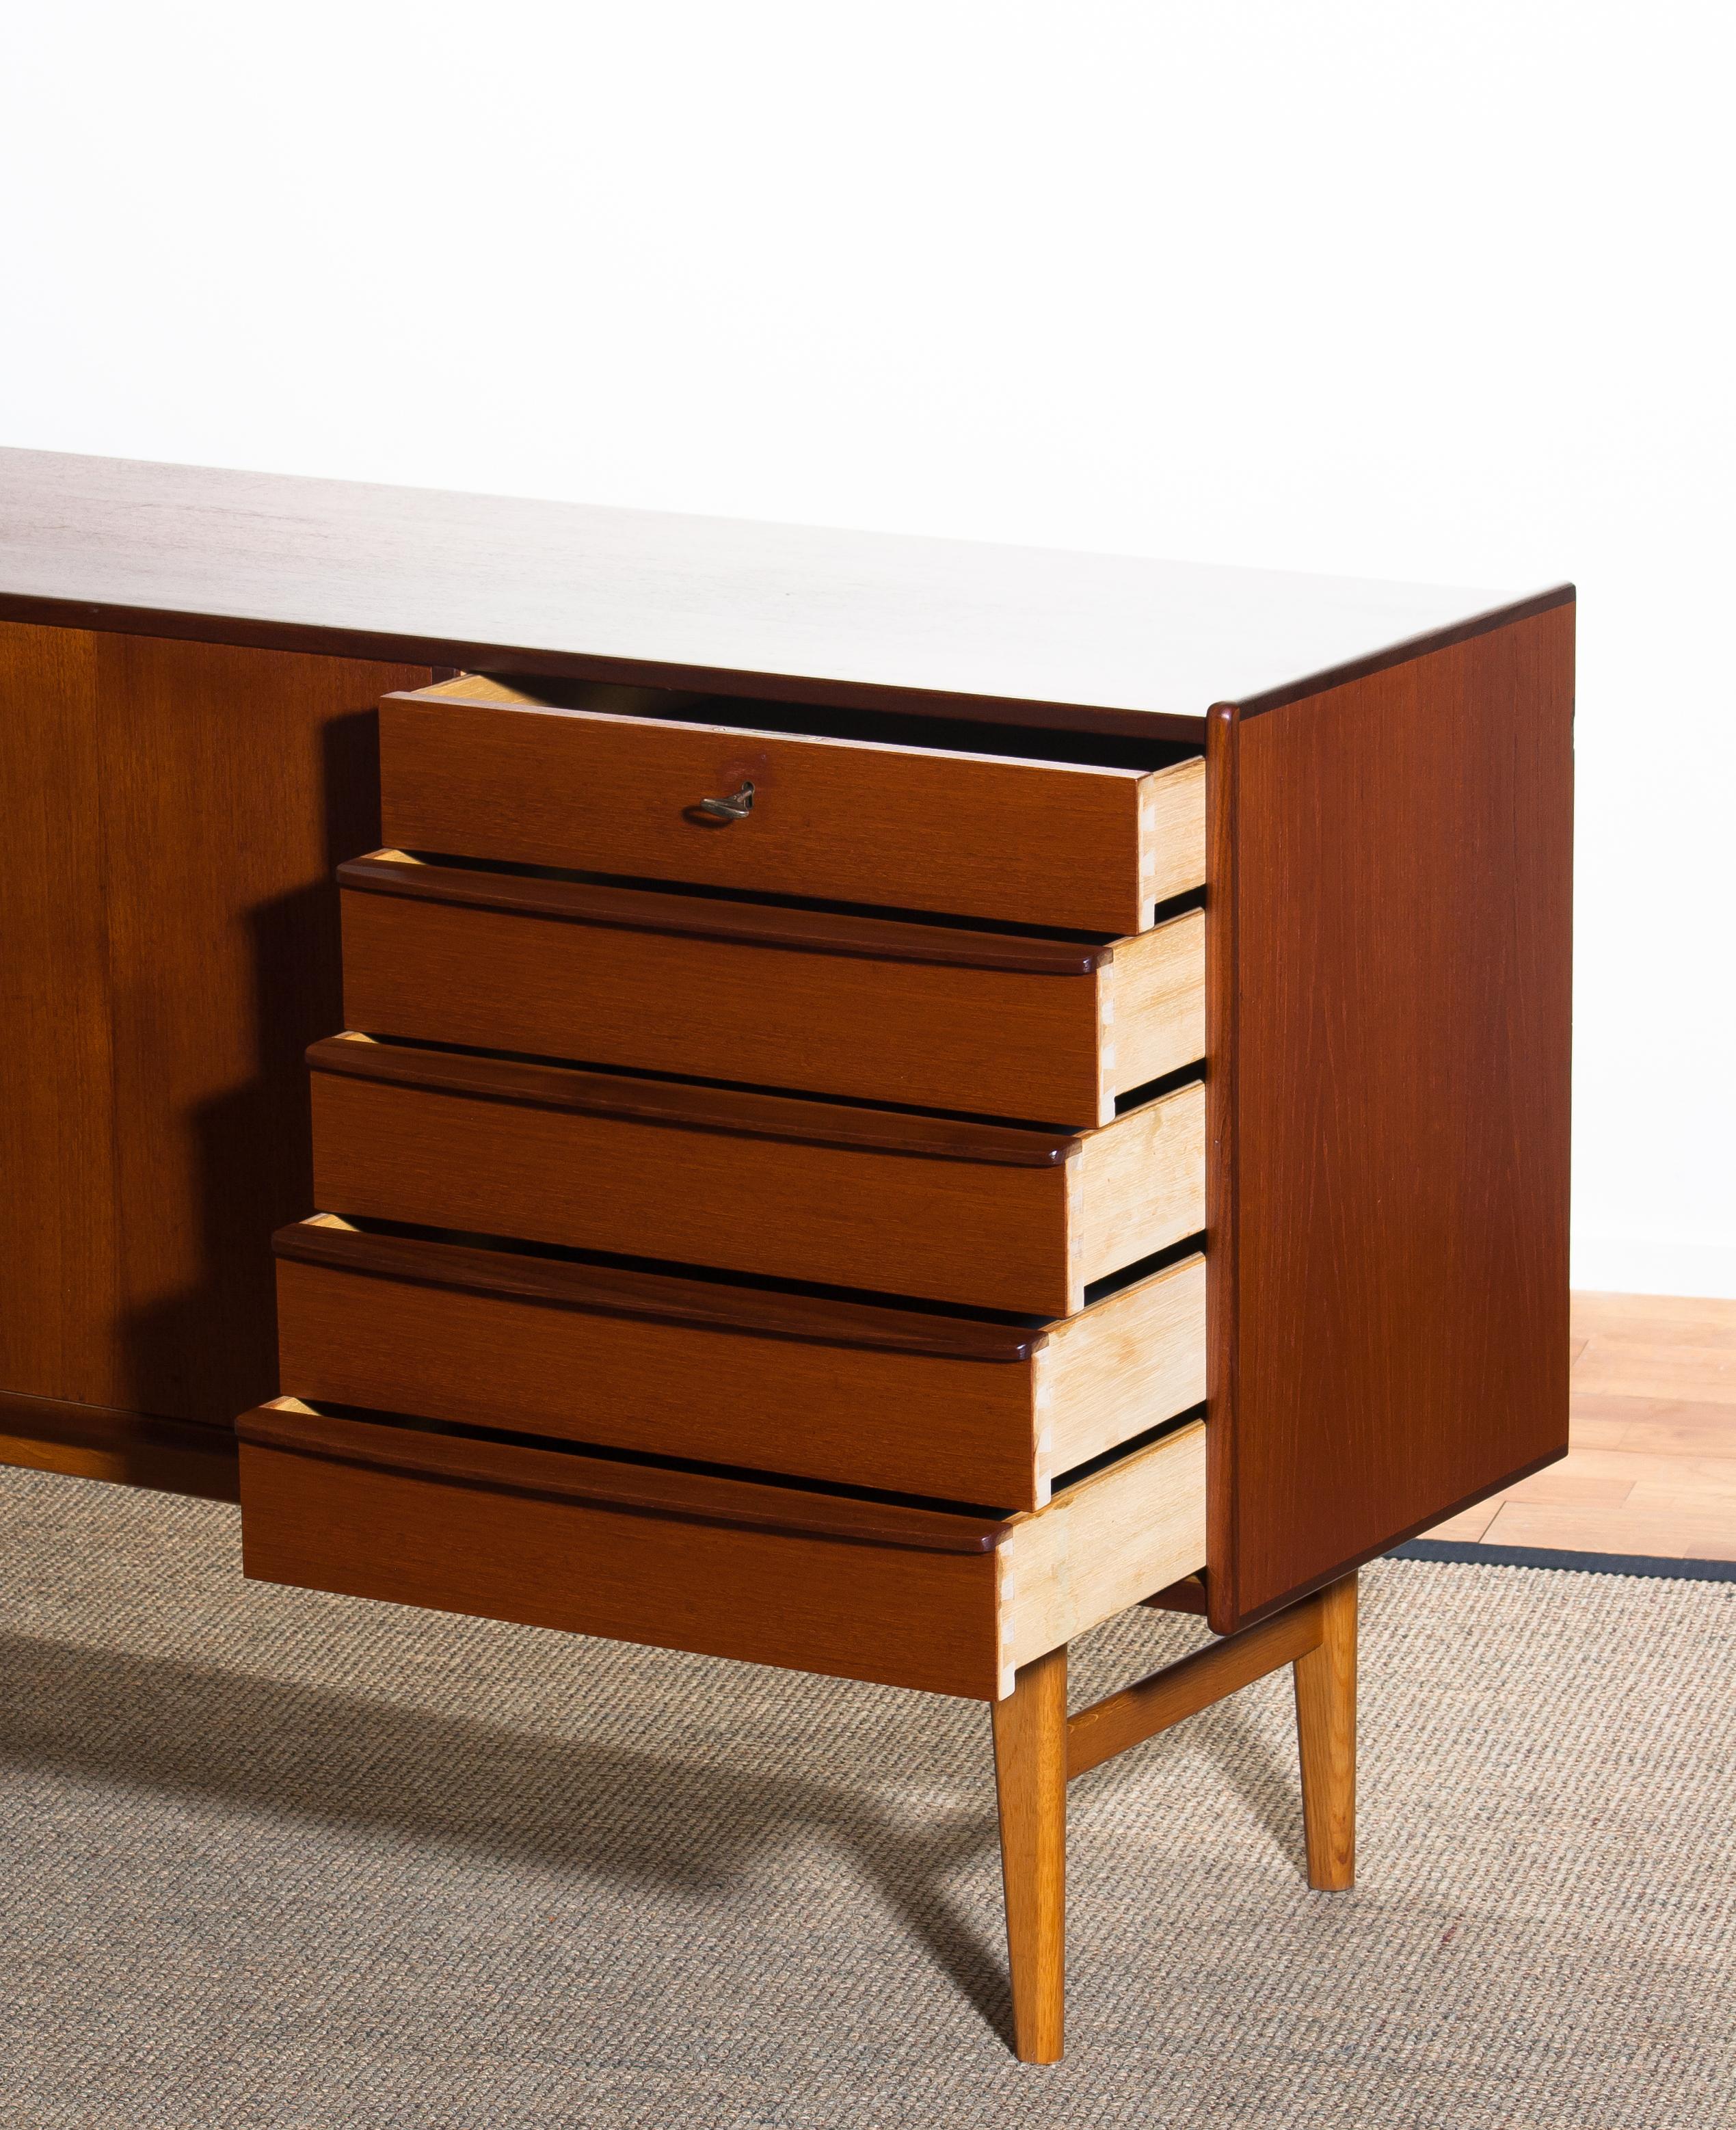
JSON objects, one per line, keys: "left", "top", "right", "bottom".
{"left": 1, "top": 1462, "right": 1732, "bottom": 2129}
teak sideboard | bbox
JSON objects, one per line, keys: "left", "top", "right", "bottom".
{"left": 0, "top": 449, "right": 1573, "bottom": 2063}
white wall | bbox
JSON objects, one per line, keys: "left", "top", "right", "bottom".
{"left": 3, "top": 1, "right": 1732, "bottom": 1294}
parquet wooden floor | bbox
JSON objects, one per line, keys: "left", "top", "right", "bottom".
{"left": 1424, "top": 1291, "right": 1736, "bottom": 1558}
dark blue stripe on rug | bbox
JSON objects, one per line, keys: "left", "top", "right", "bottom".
{"left": 1390, "top": 1539, "right": 1736, "bottom": 1581}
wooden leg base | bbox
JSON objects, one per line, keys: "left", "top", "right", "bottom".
{"left": 991, "top": 1642, "right": 1067, "bottom": 2063}
{"left": 988, "top": 1574, "right": 1360, "bottom": 2060}
{"left": 1294, "top": 1571, "right": 1358, "bottom": 1889}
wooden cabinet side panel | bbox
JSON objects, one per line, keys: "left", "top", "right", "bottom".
{"left": 1209, "top": 604, "right": 1575, "bottom": 1629}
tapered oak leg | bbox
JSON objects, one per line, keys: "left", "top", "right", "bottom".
{"left": 991, "top": 1642, "right": 1068, "bottom": 2062}
{"left": 1292, "top": 1571, "right": 1358, "bottom": 1889}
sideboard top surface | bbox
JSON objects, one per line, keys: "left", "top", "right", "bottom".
{"left": 0, "top": 446, "right": 1568, "bottom": 734}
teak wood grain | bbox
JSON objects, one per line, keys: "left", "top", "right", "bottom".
{"left": 338, "top": 853, "right": 1204, "bottom": 1127}
{"left": 307, "top": 1035, "right": 1204, "bottom": 1314}
{"left": 271, "top": 1219, "right": 1205, "bottom": 1510}
{"left": 1205, "top": 604, "right": 1574, "bottom": 1631}
{"left": 0, "top": 620, "right": 431, "bottom": 1426}
{"left": 0, "top": 447, "right": 1568, "bottom": 735}
{"left": 378, "top": 680, "right": 1205, "bottom": 933}
{"left": 240, "top": 1412, "right": 1006, "bottom": 1699}
{"left": 0, "top": 623, "right": 112, "bottom": 1412}
{"left": 237, "top": 1402, "right": 1207, "bottom": 1701}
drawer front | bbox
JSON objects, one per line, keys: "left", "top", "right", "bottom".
{"left": 379, "top": 684, "right": 1205, "bottom": 935}
{"left": 307, "top": 1039, "right": 1205, "bottom": 1316}
{"left": 241, "top": 1413, "right": 1002, "bottom": 1699}
{"left": 338, "top": 855, "right": 1205, "bottom": 1128}
{"left": 272, "top": 1221, "right": 1206, "bottom": 1511}
{"left": 238, "top": 1400, "right": 1207, "bottom": 1699}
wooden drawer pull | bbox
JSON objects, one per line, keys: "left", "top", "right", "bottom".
{"left": 273, "top": 1219, "right": 1043, "bottom": 1361}
{"left": 306, "top": 1035, "right": 1078, "bottom": 1169}
{"left": 338, "top": 852, "right": 1109, "bottom": 976}
{"left": 237, "top": 1401, "right": 1009, "bottom": 1554}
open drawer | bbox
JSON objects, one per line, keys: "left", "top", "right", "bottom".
{"left": 273, "top": 1217, "right": 1205, "bottom": 1511}
{"left": 337, "top": 851, "right": 1204, "bottom": 1128}
{"left": 237, "top": 1400, "right": 1207, "bottom": 1700}
{"left": 379, "top": 674, "right": 1205, "bottom": 935}
{"left": 307, "top": 1033, "right": 1205, "bottom": 1316}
